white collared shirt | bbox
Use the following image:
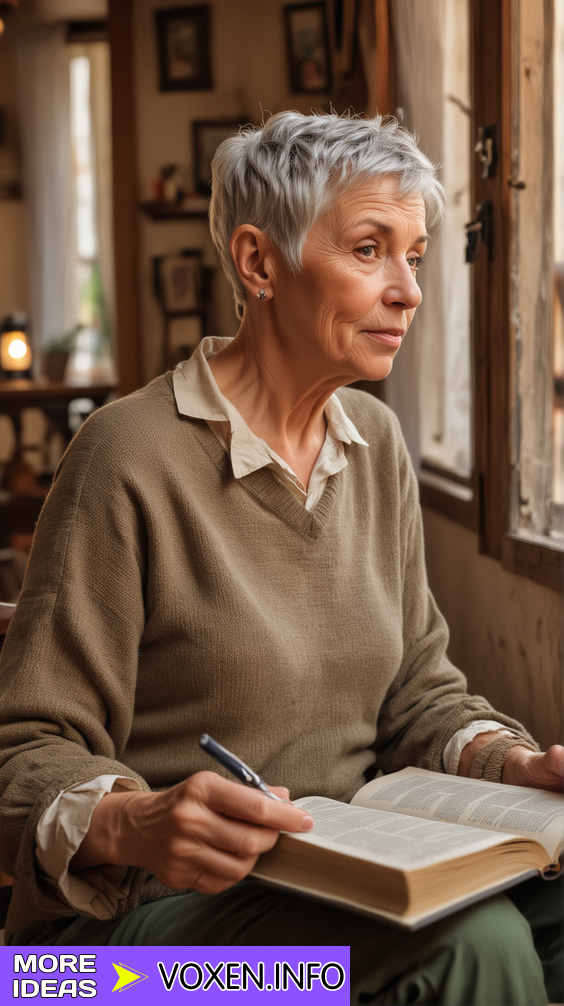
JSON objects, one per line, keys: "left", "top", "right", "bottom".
{"left": 172, "top": 337, "right": 369, "bottom": 510}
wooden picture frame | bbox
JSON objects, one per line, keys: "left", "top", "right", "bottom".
{"left": 284, "top": 2, "right": 331, "bottom": 93}
{"left": 154, "top": 251, "right": 202, "bottom": 314}
{"left": 192, "top": 119, "right": 241, "bottom": 195}
{"left": 155, "top": 5, "right": 212, "bottom": 92}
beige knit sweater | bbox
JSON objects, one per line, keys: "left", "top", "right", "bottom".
{"left": 0, "top": 375, "right": 536, "bottom": 938}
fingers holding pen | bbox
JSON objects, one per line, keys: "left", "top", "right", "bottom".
{"left": 122, "top": 772, "right": 314, "bottom": 893}
{"left": 77, "top": 726, "right": 316, "bottom": 892}
{"left": 173, "top": 772, "right": 314, "bottom": 849}
{"left": 196, "top": 732, "right": 313, "bottom": 826}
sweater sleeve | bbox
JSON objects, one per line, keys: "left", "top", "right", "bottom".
{"left": 372, "top": 417, "right": 538, "bottom": 779}
{"left": 0, "top": 417, "right": 155, "bottom": 921}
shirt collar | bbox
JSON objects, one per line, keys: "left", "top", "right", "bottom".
{"left": 323, "top": 392, "right": 369, "bottom": 447}
{"left": 173, "top": 337, "right": 235, "bottom": 423}
{"left": 172, "top": 337, "right": 369, "bottom": 479}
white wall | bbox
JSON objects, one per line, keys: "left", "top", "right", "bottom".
{"left": 422, "top": 507, "right": 562, "bottom": 750}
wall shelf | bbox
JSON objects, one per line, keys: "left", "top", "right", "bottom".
{"left": 140, "top": 200, "right": 209, "bottom": 220}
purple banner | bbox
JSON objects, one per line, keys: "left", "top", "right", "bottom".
{"left": 1, "top": 946, "right": 349, "bottom": 1003}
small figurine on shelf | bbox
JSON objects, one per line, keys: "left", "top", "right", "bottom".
{"left": 144, "top": 167, "right": 210, "bottom": 218}
{"left": 161, "top": 164, "right": 185, "bottom": 203}
{"left": 150, "top": 164, "right": 187, "bottom": 204}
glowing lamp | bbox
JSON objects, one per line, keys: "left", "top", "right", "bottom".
{"left": 1, "top": 313, "right": 32, "bottom": 378}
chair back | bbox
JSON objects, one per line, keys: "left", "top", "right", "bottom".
{"left": 0, "top": 606, "right": 17, "bottom": 896}
{"left": 0, "top": 603, "right": 16, "bottom": 636}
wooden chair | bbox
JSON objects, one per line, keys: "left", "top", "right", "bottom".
{"left": 0, "top": 602, "right": 16, "bottom": 914}
{"left": 0, "top": 603, "right": 15, "bottom": 942}
{"left": 0, "top": 601, "right": 16, "bottom": 636}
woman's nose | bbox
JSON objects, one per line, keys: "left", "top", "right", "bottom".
{"left": 382, "top": 262, "right": 423, "bottom": 311}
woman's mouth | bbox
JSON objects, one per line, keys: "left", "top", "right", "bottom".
{"left": 365, "top": 329, "right": 405, "bottom": 348}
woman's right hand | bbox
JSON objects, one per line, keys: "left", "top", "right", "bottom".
{"left": 70, "top": 771, "right": 314, "bottom": 894}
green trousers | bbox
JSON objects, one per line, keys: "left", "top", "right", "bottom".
{"left": 12, "top": 875, "right": 563, "bottom": 1005}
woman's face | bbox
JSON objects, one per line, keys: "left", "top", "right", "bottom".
{"left": 268, "top": 176, "right": 428, "bottom": 386}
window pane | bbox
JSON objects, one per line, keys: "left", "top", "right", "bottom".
{"left": 509, "top": 0, "right": 561, "bottom": 541}
{"left": 389, "top": 0, "right": 472, "bottom": 478}
{"left": 553, "top": 0, "right": 564, "bottom": 523}
{"left": 70, "top": 56, "right": 97, "bottom": 264}
{"left": 68, "top": 51, "right": 115, "bottom": 385}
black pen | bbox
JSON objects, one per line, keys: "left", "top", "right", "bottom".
{"left": 199, "top": 734, "right": 286, "bottom": 802}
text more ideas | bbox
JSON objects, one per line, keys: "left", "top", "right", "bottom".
{"left": 12, "top": 954, "right": 96, "bottom": 999}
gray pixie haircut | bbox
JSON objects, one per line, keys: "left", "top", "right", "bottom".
{"left": 209, "top": 110, "right": 445, "bottom": 316}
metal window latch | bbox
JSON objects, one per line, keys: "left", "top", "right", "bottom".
{"left": 465, "top": 200, "right": 492, "bottom": 263}
{"left": 475, "top": 124, "right": 497, "bottom": 179}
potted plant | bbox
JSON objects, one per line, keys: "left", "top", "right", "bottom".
{"left": 42, "top": 324, "right": 81, "bottom": 382}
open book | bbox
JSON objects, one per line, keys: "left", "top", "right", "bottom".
{"left": 252, "top": 767, "right": 564, "bottom": 929}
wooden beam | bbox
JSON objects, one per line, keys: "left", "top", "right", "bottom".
{"left": 374, "top": 0, "right": 391, "bottom": 115}
{"left": 108, "top": 0, "right": 143, "bottom": 397}
{"left": 471, "top": 0, "right": 511, "bottom": 560}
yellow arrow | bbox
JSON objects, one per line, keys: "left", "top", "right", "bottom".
{"left": 112, "top": 962, "right": 148, "bottom": 992}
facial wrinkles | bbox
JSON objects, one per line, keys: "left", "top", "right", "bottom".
{"left": 304, "top": 196, "right": 424, "bottom": 353}
{"left": 266, "top": 179, "right": 427, "bottom": 388}
{"left": 346, "top": 201, "right": 424, "bottom": 276}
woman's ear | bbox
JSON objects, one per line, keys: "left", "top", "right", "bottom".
{"left": 230, "top": 225, "right": 276, "bottom": 301}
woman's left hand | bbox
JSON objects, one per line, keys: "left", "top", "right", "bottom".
{"left": 502, "top": 744, "right": 564, "bottom": 791}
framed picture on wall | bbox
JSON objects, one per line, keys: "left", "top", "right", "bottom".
{"left": 284, "top": 2, "right": 331, "bottom": 93}
{"left": 193, "top": 120, "right": 242, "bottom": 195}
{"left": 153, "top": 251, "right": 202, "bottom": 314}
{"left": 155, "top": 5, "right": 212, "bottom": 91}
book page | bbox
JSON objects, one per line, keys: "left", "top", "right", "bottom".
{"left": 352, "top": 768, "right": 564, "bottom": 861}
{"left": 291, "top": 796, "right": 510, "bottom": 870}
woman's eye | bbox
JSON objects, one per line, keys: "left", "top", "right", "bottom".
{"left": 356, "top": 245, "right": 377, "bottom": 258}
{"left": 407, "top": 255, "right": 425, "bottom": 272}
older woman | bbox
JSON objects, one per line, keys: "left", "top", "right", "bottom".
{"left": 0, "top": 112, "right": 561, "bottom": 1004}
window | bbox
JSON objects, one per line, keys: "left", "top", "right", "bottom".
{"left": 387, "top": 0, "right": 562, "bottom": 589}
{"left": 552, "top": 0, "right": 564, "bottom": 529}
{"left": 67, "top": 45, "right": 115, "bottom": 385}
{"left": 390, "top": 0, "right": 472, "bottom": 483}
{"left": 508, "top": 0, "right": 562, "bottom": 547}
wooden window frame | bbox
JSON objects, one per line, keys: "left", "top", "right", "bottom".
{"left": 108, "top": 0, "right": 143, "bottom": 397}
{"left": 409, "top": 0, "right": 562, "bottom": 591}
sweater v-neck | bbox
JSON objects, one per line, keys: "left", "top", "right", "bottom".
{"left": 187, "top": 413, "right": 343, "bottom": 539}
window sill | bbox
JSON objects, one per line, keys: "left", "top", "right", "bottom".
{"left": 418, "top": 469, "right": 478, "bottom": 532}
{"left": 501, "top": 533, "right": 563, "bottom": 592}
{"left": 419, "top": 472, "right": 562, "bottom": 590}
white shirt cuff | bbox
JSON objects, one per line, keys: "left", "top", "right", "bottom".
{"left": 443, "top": 720, "right": 516, "bottom": 775}
{"left": 35, "top": 774, "right": 142, "bottom": 920}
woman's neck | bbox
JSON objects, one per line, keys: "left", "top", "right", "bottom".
{"left": 207, "top": 317, "right": 338, "bottom": 487}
